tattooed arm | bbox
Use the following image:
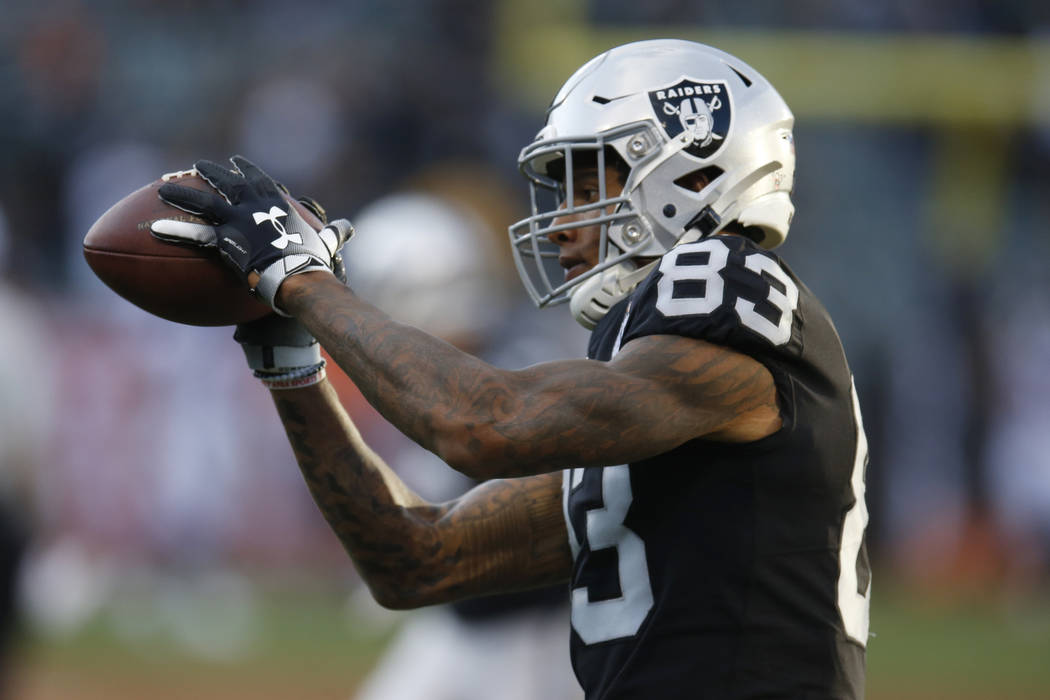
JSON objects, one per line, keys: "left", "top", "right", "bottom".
{"left": 279, "top": 272, "right": 781, "bottom": 479}
{"left": 271, "top": 379, "right": 571, "bottom": 609}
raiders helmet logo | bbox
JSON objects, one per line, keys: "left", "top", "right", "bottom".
{"left": 648, "top": 79, "right": 731, "bottom": 159}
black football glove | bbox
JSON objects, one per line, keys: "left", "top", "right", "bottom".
{"left": 150, "top": 156, "right": 353, "bottom": 314}
{"left": 234, "top": 233, "right": 346, "bottom": 377}
{"left": 234, "top": 219, "right": 346, "bottom": 387}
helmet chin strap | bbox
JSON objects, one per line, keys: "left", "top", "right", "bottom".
{"left": 569, "top": 259, "right": 659, "bottom": 330}
{"left": 683, "top": 206, "right": 722, "bottom": 238}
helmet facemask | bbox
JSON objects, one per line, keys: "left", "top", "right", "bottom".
{"left": 509, "top": 128, "right": 656, "bottom": 315}
{"left": 509, "top": 124, "right": 739, "bottom": 328}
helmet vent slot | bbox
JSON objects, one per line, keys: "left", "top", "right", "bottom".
{"left": 592, "top": 95, "right": 612, "bottom": 105}
{"left": 728, "top": 65, "right": 752, "bottom": 87}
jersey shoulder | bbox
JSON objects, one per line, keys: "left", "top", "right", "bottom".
{"left": 623, "top": 235, "right": 804, "bottom": 354}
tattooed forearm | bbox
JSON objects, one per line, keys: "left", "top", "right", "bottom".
{"left": 280, "top": 273, "right": 780, "bottom": 479}
{"left": 271, "top": 380, "right": 570, "bottom": 608}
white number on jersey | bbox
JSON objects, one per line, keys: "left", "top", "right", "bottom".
{"left": 838, "top": 378, "right": 871, "bottom": 646}
{"left": 656, "top": 239, "right": 800, "bottom": 346}
{"left": 563, "top": 466, "right": 654, "bottom": 645}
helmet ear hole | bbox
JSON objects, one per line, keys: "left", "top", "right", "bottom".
{"left": 673, "top": 166, "right": 723, "bottom": 193}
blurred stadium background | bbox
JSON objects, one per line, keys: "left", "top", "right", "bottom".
{"left": 2, "top": 0, "right": 1050, "bottom": 698}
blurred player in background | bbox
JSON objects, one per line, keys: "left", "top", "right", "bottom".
{"left": 340, "top": 191, "right": 581, "bottom": 700}
{"left": 0, "top": 208, "right": 55, "bottom": 695}
{"left": 153, "top": 39, "right": 870, "bottom": 698}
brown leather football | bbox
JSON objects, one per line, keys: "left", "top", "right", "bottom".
{"left": 83, "top": 171, "right": 322, "bottom": 326}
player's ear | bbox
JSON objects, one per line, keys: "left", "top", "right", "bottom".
{"left": 673, "top": 166, "right": 722, "bottom": 193}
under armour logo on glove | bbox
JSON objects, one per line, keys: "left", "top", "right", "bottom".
{"left": 149, "top": 155, "right": 354, "bottom": 315}
{"left": 253, "top": 206, "right": 304, "bottom": 250}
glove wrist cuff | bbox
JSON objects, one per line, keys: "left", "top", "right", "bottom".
{"left": 241, "top": 341, "right": 321, "bottom": 372}
{"left": 256, "top": 260, "right": 331, "bottom": 315}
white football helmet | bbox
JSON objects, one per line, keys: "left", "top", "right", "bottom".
{"left": 509, "top": 39, "right": 796, "bottom": 329}
{"left": 348, "top": 193, "right": 506, "bottom": 343}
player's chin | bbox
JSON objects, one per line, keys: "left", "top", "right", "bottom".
{"left": 564, "top": 263, "right": 591, "bottom": 283}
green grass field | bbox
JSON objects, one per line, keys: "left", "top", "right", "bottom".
{"left": 9, "top": 582, "right": 1050, "bottom": 699}
{"left": 865, "top": 583, "right": 1050, "bottom": 700}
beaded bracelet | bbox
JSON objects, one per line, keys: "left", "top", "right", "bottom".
{"left": 254, "top": 360, "right": 327, "bottom": 390}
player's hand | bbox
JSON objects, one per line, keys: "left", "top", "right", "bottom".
{"left": 149, "top": 155, "right": 353, "bottom": 314}
{"left": 233, "top": 231, "right": 344, "bottom": 387}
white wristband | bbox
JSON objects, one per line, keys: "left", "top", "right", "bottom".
{"left": 255, "top": 361, "right": 327, "bottom": 390}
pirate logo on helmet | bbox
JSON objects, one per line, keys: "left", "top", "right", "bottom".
{"left": 648, "top": 79, "right": 732, "bottom": 159}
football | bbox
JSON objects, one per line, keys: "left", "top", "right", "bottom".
{"left": 83, "top": 171, "right": 323, "bottom": 326}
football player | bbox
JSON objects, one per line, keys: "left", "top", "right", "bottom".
{"left": 154, "top": 39, "right": 870, "bottom": 699}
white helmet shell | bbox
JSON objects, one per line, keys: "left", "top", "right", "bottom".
{"left": 509, "top": 39, "right": 795, "bottom": 328}
{"left": 349, "top": 193, "right": 505, "bottom": 342}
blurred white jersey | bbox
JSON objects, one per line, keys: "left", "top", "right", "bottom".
{"left": 353, "top": 607, "right": 582, "bottom": 700}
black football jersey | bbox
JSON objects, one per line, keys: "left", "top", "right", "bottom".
{"left": 564, "top": 234, "right": 870, "bottom": 699}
